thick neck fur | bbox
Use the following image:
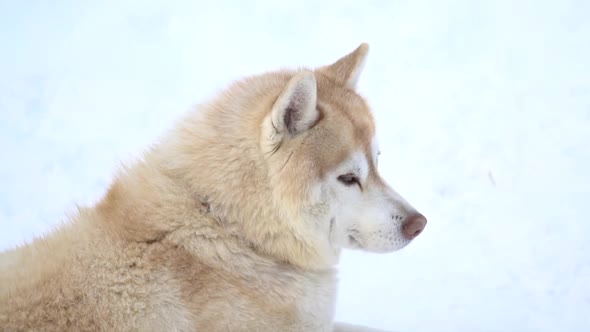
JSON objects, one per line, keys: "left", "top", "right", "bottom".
{"left": 97, "top": 71, "right": 339, "bottom": 271}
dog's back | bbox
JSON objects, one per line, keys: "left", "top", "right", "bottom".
{"left": 0, "top": 211, "right": 197, "bottom": 331}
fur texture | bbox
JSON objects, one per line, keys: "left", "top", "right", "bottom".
{"left": 0, "top": 43, "right": 425, "bottom": 331}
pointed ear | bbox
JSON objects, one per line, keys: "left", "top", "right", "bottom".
{"left": 270, "top": 71, "right": 319, "bottom": 137}
{"left": 318, "top": 43, "right": 369, "bottom": 88}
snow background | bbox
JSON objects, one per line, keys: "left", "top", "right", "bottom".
{"left": 1, "top": 0, "right": 589, "bottom": 331}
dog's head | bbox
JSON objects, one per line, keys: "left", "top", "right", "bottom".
{"left": 167, "top": 43, "right": 426, "bottom": 267}
{"left": 260, "top": 44, "right": 426, "bottom": 255}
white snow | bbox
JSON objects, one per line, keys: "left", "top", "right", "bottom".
{"left": 1, "top": 1, "right": 589, "bottom": 331}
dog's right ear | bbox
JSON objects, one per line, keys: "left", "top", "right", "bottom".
{"left": 318, "top": 43, "right": 369, "bottom": 89}
{"left": 270, "top": 71, "right": 319, "bottom": 137}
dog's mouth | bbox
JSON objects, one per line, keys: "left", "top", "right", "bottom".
{"left": 347, "top": 229, "right": 363, "bottom": 248}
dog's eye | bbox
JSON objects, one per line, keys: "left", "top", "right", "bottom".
{"left": 338, "top": 173, "right": 360, "bottom": 187}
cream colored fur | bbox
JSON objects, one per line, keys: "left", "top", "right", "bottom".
{"left": 0, "top": 43, "right": 422, "bottom": 332}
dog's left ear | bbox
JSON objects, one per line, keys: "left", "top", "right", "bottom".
{"left": 270, "top": 71, "right": 318, "bottom": 137}
{"left": 318, "top": 43, "right": 369, "bottom": 89}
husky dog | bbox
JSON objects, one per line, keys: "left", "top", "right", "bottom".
{"left": 0, "top": 43, "right": 426, "bottom": 331}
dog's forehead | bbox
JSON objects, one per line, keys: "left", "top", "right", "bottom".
{"left": 300, "top": 74, "right": 376, "bottom": 178}
{"left": 316, "top": 75, "right": 375, "bottom": 150}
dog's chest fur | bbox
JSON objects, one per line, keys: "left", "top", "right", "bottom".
{"left": 145, "top": 223, "right": 340, "bottom": 331}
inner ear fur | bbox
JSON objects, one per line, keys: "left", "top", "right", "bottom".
{"left": 271, "top": 71, "right": 319, "bottom": 137}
